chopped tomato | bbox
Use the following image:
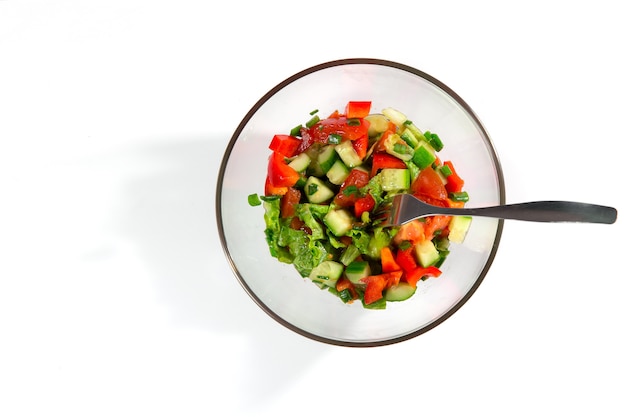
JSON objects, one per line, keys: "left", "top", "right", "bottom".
{"left": 335, "top": 277, "right": 357, "bottom": 302}
{"left": 393, "top": 220, "right": 425, "bottom": 245}
{"left": 309, "top": 116, "right": 370, "bottom": 142}
{"left": 264, "top": 175, "right": 288, "bottom": 196}
{"left": 334, "top": 168, "right": 370, "bottom": 207}
{"left": 267, "top": 152, "right": 300, "bottom": 188}
{"left": 423, "top": 215, "right": 451, "bottom": 241}
{"left": 269, "top": 134, "right": 301, "bottom": 158}
{"left": 371, "top": 152, "right": 406, "bottom": 177}
{"left": 345, "top": 101, "right": 372, "bottom": 119}
{"left": 280, "top": 187, "right": 301, "bottom": 218}
{"left": 404, "top": 266, "right": 442, "bottom": 287}
{"left": 361, "top": 271, "right": 403, "bottom": 304}
{"left": 371, "top": 129, "right": 396, "bottom": 154}
{"left": 411, "top": 166, "right": 447, "bottom": 204}
{"left": 354, "top": 193, "right": 375, "bottom": 218}
{"left": 443, "top": 161, "right": 465, "bottom": 193}
{"left": 380, "top": 246, "right": 402, "bottom": 273}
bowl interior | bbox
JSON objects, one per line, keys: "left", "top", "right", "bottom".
{"left": 217, "top": 59, "right": 504, "bottom": 346}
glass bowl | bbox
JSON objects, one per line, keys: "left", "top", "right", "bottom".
{"left": 216, "top": 58, "right": 505, "bottom": 347}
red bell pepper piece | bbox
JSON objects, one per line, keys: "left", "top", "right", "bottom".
{"left": 380, "top": 246, "right": 402, "bottom": 273}
{"left": 334, "top": 168, "right": 370, "bottom": 207}
{"left": 370, "top": 152, "right": 406, "bottom": 177}
{"left": 404, "top": 266, "right": 442, "bottom": 287}
{"left": 396, "top": 245, "right": 418, "bottom": 273}
{"left": 354, "top": 193, "right": 375, "bottom": 219}
{"left": 443, "top": 160, "right": 465, "bottom": 193}
{"left": 269, "top": 134, "right": 301, "bottom": 158}
{"left": 352, "top": 134, "right": 368, "bottom": 160}
{"left": 264, "top": 175, "right": 288, "bottom": 196}
{"left": 267, "top": 152, "right": 300, "bottom": 188}
{"left": 280, "top": 187, "right": 301, "bottom": 218}
{"left": 345, "top": 101, "right": 372, "bottom": 119}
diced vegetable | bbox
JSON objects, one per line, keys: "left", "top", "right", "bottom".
{"left": 253, "top": 102, "right": 471, "bottom": 309}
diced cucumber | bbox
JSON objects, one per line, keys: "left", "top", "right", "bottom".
{"left": 403, "top": 120, "right": 426, "bottom": 141}
{"left": 365, "top": 114, "right": 389, "bottom": 137}
{"left": 324, "top": 209, "right": 354, "bottom": 237}
{"left": 345, "top": 261, "right": 371, "bottom": 285}
{"left": 383, "top": 133, "right": 414, "bottom": 161}
{"left": 380, "top": 168, "right": 410, "bottom": 192}
{"left": 326, "top": 159, "right": 350, "bottom": 185}
{"left": 288, "top": 152, "right": 311, "bottom": 173}
{"left": 309, "top": 260, "right": 344, "bottom": 288}
{"left": 304, "top": 176, "right": 335, "bottom": 204}
{"left": 412, "top": 143, "right": 437, "bottom": 169}
{"left": 415, "top": 239, "right": 440, "bottom": 267}
{"left": 448, "top": 216, "right": 472, "bottom": 243}
{"left": 335, "top": 140, "right": 362, "bottom": 167}
{"left": 317, "top": 145, "right": 338, "bottom": 173}
{"left": 385, "top": 282, "right": 416, "bottom": 302}
{"left": 305, "top": 144, "right": 324, "bottom": 177}
{"left": 382, "top": 107, "right": 407, "bottom": 127}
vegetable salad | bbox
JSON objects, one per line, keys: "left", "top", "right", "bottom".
{"left": 248, "top": 101, "right": 471, "bottom": 309}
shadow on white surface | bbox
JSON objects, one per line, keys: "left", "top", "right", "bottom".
{"left": 111, "top": 136, "right": 329, "bottom": 407}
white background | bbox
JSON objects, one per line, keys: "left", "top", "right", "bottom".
{"left": 1, "top": 1, "right": 624, "bottom": 416}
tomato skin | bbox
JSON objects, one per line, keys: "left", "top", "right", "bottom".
{"left": 269, "top": 134, "right": 301, "bottom": 158}
{"left": 345, "top": 101, "right": 372, "bottom": 119}
{"left": 354, "top": 193, "right": 375, "bottom": 218}
{"left": 361, "top": 271, "right": 403, "bottom": 304}
{"left": 280, "top": 187, "right": 301, "bottom": 218}
{"left": 267, "top": 152, "right": 300, "bottom": 188}
{"left": 423, "top": 215, "right": 451, "bottom": 241}
{"left": 334, "top": 169, "right": 370, "bottom": 207}
{"left": 371, "top": 152, "right": 406, "bottom": 177}
{"left": 309, "top": 116, "right": 370, "bottom": 142}
{"left": 411, "top": 166, "right": 447, "bottom": 204}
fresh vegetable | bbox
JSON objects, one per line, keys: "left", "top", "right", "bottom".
{"left": 249, "top": 101, "right": 470, "bottom": 308}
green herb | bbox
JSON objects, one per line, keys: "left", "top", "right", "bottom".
{"left": 342, "top": 185, "right": 359, "bottom": 196}
{"left": 306, "top": 115, "right": 320, "bottom": 128}
{"left": 346, "top": 118, "right": 361, "bottom": 126}
{"left": 247, "top": 193, "right": 262, "bottom": 206}
{"left": 308, "top": 183, "right": 319, "bottom": 195}
{"left": 328, "top": 133, "right": 342, "bottom": 144}
{"left": 398, "top": 240, "right": 412, "bottom": 250}
{"left": 393, "top": 143, "right": 410, "bottom": 155}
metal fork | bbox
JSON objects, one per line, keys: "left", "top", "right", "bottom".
{"left": 373, "top": 193, "right": 618, "bottom": 227}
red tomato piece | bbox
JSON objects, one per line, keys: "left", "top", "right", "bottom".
{"left": 345, "top": 101, "right": 372, "bottom": 119}
{"left": 423, "top": 215, "right": 452, "bottom": 241}
{"left": 354, "top": 193, "right": 375, "bottom": 218}
{"left": 411, "top": 166, "right": 447, "bottom": 204}
{"left": 393, "top": 220, "right": 425, "bottom": 245}
{"left": 267, "top": 152, "right": 300, "bottom": 188}
{"left": 280, "top": 187, "right": 301, "bottom": 218}
{"left": 309, "top": 116, "right": 370, "bottom": 142}
{"left": 269, "top": 134, "right": 301, "bottom": 158}
{"left": 443, "top": 161, "right": 465, "bottom": 193}
{"left": 404, "top": 266, "right": 442, "bottom": 287}
{"left": 361, "top": 271, "right": 403, "bottom": 304}
{"left": 371, "top": 152, "right": 407, "bottom": 177}
{"left": 334, "top": 168, "right": 370, "bottom": 207}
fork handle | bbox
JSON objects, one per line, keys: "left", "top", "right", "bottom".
{"left": 441, "top": 201, "right": 617, "bottom": 224}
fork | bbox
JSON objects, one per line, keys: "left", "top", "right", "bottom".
{"left": 373, "top": 193, "right": 618, "bottom": 227}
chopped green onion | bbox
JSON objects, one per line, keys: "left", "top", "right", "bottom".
{"left": 424, "top": 131, "right": 444, "bottom": 151}
{"left": 290, "top": 124, "right": 303, "bottom": 136}
{"left": 439, "top": 164, "right": 453, "bottom": 177}
{"left": 306, "top": 115, "right": 320, "bottom": 128}
{"left": 393, "top": 143, "right": 411, "bottom": 155}
{"left": 346, "top": 118, "right": 361, "bottom": 126}
{"left": 342, "top": 185, "right": 359, "bottom": 196}
{"left": 449, "top": 191, "right": 470, "bottom": 202}
{"left": 309, "top": 109, "right": 319, "bottom": 115}
{"left": 398, "top": 240, "right": 412, "bottom": 250}
{"left": 328, "top": 133, "right": 342, "bottom": 144}
{"left": 247, "top": 193, "right": 262, "bottom": 206}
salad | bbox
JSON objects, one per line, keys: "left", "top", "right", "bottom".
{"left": 248, "top": 101, "right": 472, "bottom": 309}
